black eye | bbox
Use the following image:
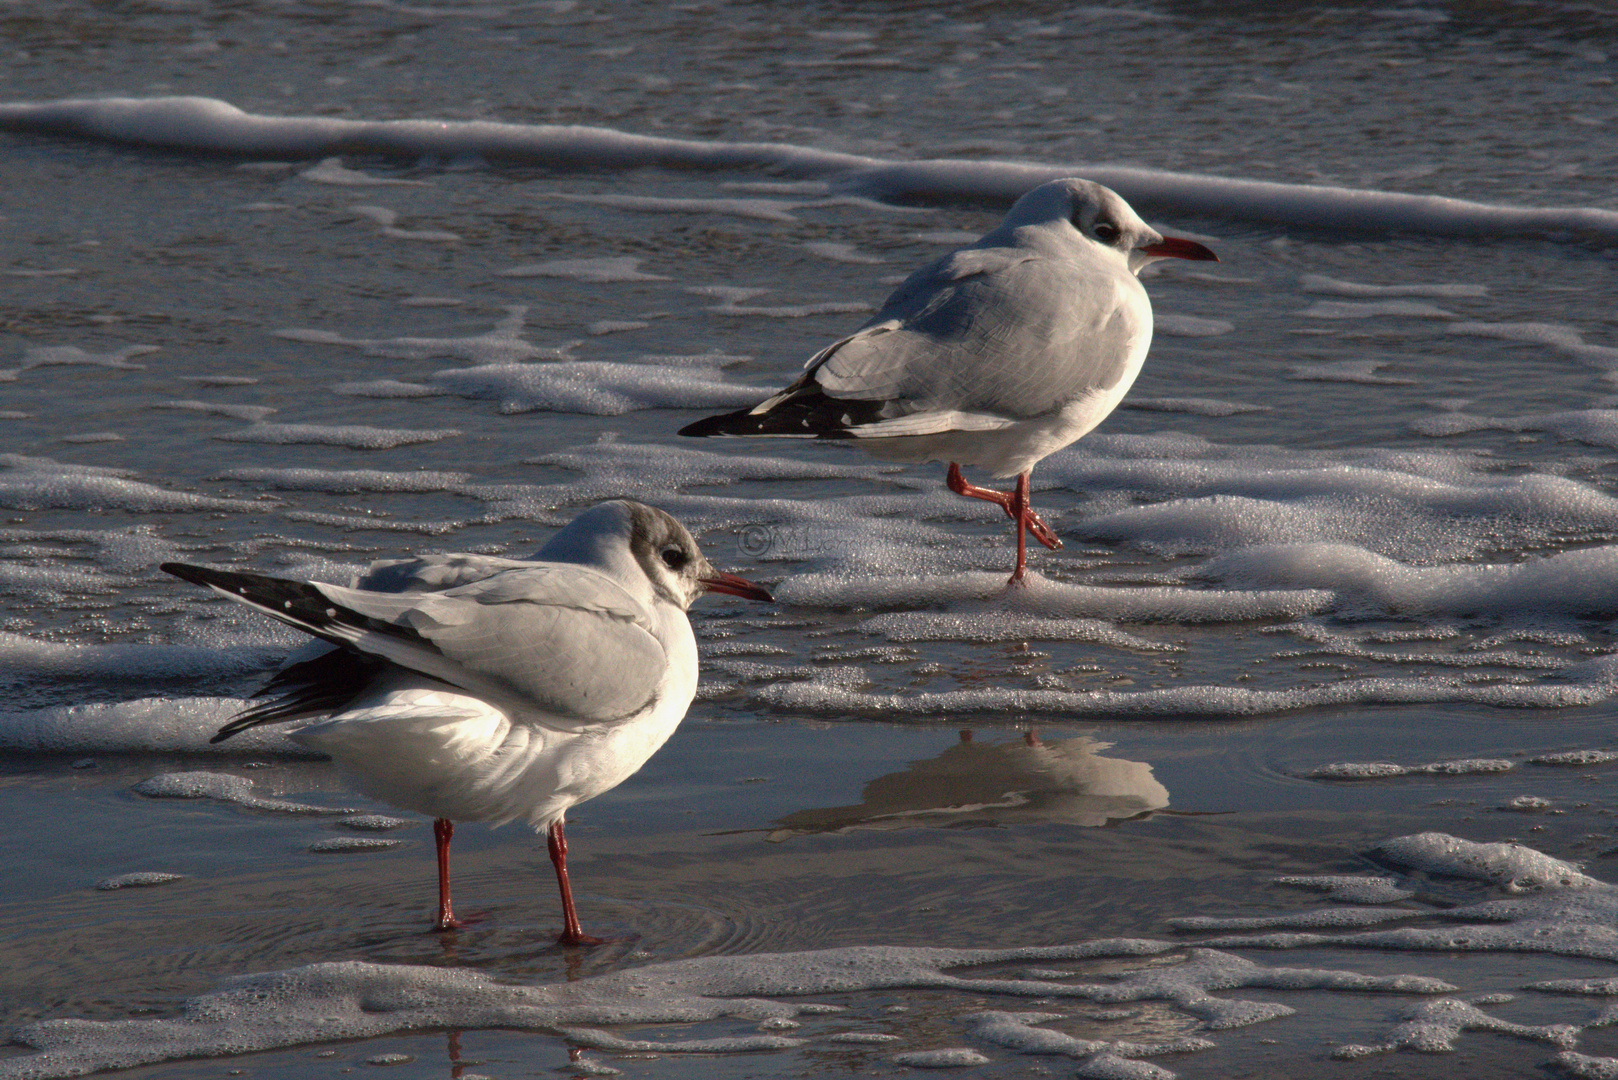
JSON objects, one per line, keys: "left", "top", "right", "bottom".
{"left": 1093, "top": 222, "right": 1121, "bottom": 243}
{"left": 660, "top": 545, "right": 689, "bottom": 569}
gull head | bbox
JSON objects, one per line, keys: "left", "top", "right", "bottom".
{"left": 1000, "top": 177, "right": 1218, "bottom": 274}
{"left": 539, "top": 500, "right": 772, "bottom": 610}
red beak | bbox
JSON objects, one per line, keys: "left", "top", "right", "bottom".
{"left": 1140, "top": 235, "right": 1219, "bottom": 262}
{"left": 701, "top": 571, "right": 774, "bottom": 603}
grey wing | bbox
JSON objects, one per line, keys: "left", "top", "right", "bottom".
{"left": 312, "top": 565, "right": 667, "bottom": 728}
{"left": 358, "top": 552, "right": 539, "bottom": 593}
{"left": 811, "top": 247, "right": 1149, "bottom": 426}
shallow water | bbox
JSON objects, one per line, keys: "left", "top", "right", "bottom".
{"left": 4, "top": 1, "right": 1618, "bottom": 1077}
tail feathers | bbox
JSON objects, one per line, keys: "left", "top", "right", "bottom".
{"left": 161, "top": 563, "right": 394, "bottom": 743}
{"left": 679, "top": 386, "right": 888, "bottom": 439}
{"left": 210, "top": 648, "right": 388, "bottom": 743}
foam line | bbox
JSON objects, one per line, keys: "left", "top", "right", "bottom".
{"left": 2, "top": 96, "right": 1615, "bottom": 240}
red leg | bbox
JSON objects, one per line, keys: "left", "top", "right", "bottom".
{"left": 945, "top": 464, "right": 1063, "bottom": 581}
{"left": 947, "top": 461, "right": 1014, "bottom": 513}
{"left": 548, "top": 820, "right": 604, "bottom": 947}
{"left": 433, "top": 818, "right": 464, "bottom": 931}
{"left": 1009, "top": 473, "right": 1031, "bottom": 582}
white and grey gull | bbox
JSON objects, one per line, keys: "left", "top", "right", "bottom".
{"left": 162, "top": 500, "right": 771, "bottom": 945}
{"left": 680, "top": 177, "right": 1217, "bottom": 581}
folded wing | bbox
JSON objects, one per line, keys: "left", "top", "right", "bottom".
{"left": 162, "top": 562, "right": 668, "bottom": 733}
{"left": 681, "top": 245, "right": 1148, "bottom": 440}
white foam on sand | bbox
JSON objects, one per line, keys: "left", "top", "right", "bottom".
{"left": 1138, "top": 835, "right": 1618, "bottom": 1064}
{"left": 1309, "top": 758, "right": 1515, "bottom": 780}
{"left": 1297, "top": 299, "right": 1456, "bottom": 320}
{"left": 13, "top": 421, "right": 1618, "bottom": 721}
{"left": 1203, "top": 543, "right": 1618, "bottom": 619}
{"left": 427, "top": 360, "right": 761, "bottom": 416}
{"left": 544, "top": 192, "right": 805, "bottom": 222}
{"left": 1372, "top": 832, "right": 1600, "bottom": 893}
{"left": 1448, "top": 321, "right": 1618, "bottom": 366}
{"left": 0, "top": 633, "right": 281, "bottom": 687}
{"left": 331, "top": 378, "right": 447, "bottom": 399}
{"left": 1287, "top": 360, "right": 1415, "bottom": 385}
{"left": 1043, "top": 435, "right": 1618, "bottom": 564}
{"left": 0, "top": 455, "right": 260, "bottom": 514}
{"left": 1413, "top": 408, "right": 1618, "bottom": 450}
{"left": 308, "top": 837, "right": 402, "bottom": 852}
{"left": 0, "top": 937, "right": 1450, "bottom": 1080}
{"left": 891, "top": 1047, "right": 991, "bottom": 1067}
{"left": 1332, "top": 998, "right": 1579, "bottom": 1060}
{"left": 747, "top": 668, "right": 1618, "bottom": 719}
{"left": 0, "top": 698, "right": 303, "bottom": 754}
{"left": 275, "top": 307, "right": 557, "bottom": 365}
{"left": 1169, "top": 906, "right": 1417, "bottom": 931}
{"left": 775, "top": 571, "right": 1333, "bottom": 623}
{"left": 1123, "top": 397, "right": 1269, "bottom": 417}
{"left": 690, "top": 284, "right": 873, "bottom": 319}
{"left": 347, "top": 204, "right": 461, "bottom": 243}
{"left": 1299, "top": 273, "right": 1488, "bottom": 298}
{"left": 1274, "top": 876, "right": 1415, "bottom": 904}
{"left": 960, "top": 1011, "right": 1209, "bottom": 1075}
{"left": 0, "top": 344, "right": 158, "bottom": 382}
{"left": 132, "top": 771, "right": 358, "bottom": 814}
{"left": 858, "top": 611, "right": 1181, "bottom": 651}
{"left": 804, "top": 240, "right": 886, "bottom": 265}
{"left": 526, "top": 440, "right": 897, "bottom": 487}
{"left": 498, "top": 256, "right": 669, "bottom": 282}
{"left": 298, "top": 157, "right": 428, "bottom": 188}
{"left": 4, "top": 96, "right": 1616, "bottom": 240}
{"left": 15, "top": 832, "right": 1618, "bottom": 1075}
{"left": 334, "top": 815, "right": 413, "bottom": 832}
{"left": 213, "top": 467, "right": 475, "bottom": 494}
{"left": 215, "top": 423, "right": 462, "bottom": 450}
{"left": 94, "top": 872, "right": 186, "bottom": 891}
{"left": 1532, "top": 750, "right": 1618, "bottom": 767}
{"left": 151, "top": 400, "right": 278, "bottom": 423}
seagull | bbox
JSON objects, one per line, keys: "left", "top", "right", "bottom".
{"left": 162, "top": 500, "right": 771, "bottom": 945}
{"left": 679, "top": 177, "right": 1217, "bottom": 582}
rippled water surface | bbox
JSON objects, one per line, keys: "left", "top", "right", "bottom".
{"left": 3, "top": 2, "right": 1618, "bottom": 1078}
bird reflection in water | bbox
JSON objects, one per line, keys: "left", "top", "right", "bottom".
{"left": 766, "top": 730, "right": 1168, "bottom": 841}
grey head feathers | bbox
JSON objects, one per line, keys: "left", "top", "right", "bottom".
{"left": 538, "top": 499, "right": 714, "bottom": 611}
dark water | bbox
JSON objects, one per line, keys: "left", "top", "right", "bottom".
{"left": 3, "top": 2, "right": 1618, "bottom": 1077}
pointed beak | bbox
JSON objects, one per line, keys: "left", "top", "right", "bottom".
{"left": 1140, "top": 235, "right": 1219, "bottom": 262}
{"left": 701, "top": 571, "right": 774, "bottom": 603}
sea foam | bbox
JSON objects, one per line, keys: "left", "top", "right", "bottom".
{"left": 0, "top": 936, "right": 1445, "bottom": 1080}
{"left": 2, "top": 96, "right": 1616, "bottom": 240}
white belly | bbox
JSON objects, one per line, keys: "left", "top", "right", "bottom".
{"left": 291, "top": 630, "right": 697, "bottom": 830}
{"left": 854, "top": 383, "right": 1139, "bottom": 479}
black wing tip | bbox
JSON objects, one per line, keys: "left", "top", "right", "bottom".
{"left": 160, "top": 561, "right": 215, "bottom": 586}
{"left": 682, "top": 389, "right": 886, "bottom": 439}
{"left": 678, "top": 411, "right": 750, "bottom": 438}
{"left": 162, "top": 561, "right": 273, "bottom": 597}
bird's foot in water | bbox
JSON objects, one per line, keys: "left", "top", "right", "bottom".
{"left": 432, "top": 909, "right": 491, "bottom": 932}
